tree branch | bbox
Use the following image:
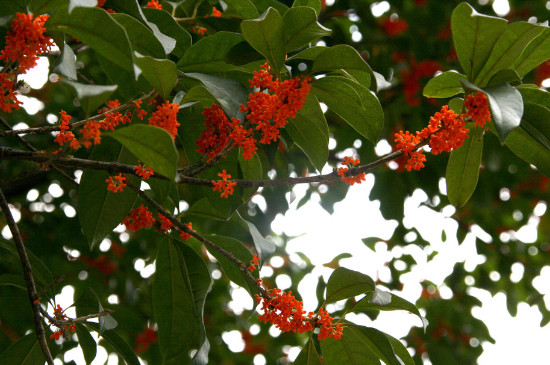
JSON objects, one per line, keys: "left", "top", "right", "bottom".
{"left": 0, "top": 187, "right": 54, "bottom": 365}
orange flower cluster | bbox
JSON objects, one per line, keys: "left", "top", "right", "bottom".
{"left": 256, "top": 289, "right": 314, "bottom": 334}
{"left": 191, "top": 27, "right": 207, "bottom": 35}
{"left": 53, "top": 111, "right": 75, "bottom": 146}
{"left": 317, "top": 307, "right": 344, "bottom": 340}
{"left": 106, "top": 174, "right": 127, "bottom": 193}
{"left": 80, "top": 255, "right": 117, "bottom": 275}
{"left": 135, "top": 164, "right": 154, "bottom": 179}
{"left": 394, "top": 105, "right": 470, "bottom": 171}
{"left": 134, "top": 327, "right": 158, "bottom": 353}
{"left": 0, "top": 73, "right": 22, "bottom": 112}
{"left": 148, "top": 101, "right": 180, "bottom": 139}
{"left": 178, "top": 222, "right": 194, "bottom": 241}
{"left": 134, "top": 99, "right": 147, "bottom": 120}
{"left": 0, "top": 13, "right": 53, "bottom": 73}
{"left": 463, "top": 91, "right": 491, "bottom": 128}
{"left": 248, "top": 253, "right": 261, "bottom": 272}
{"left": 49, "top": 305, "right": 76, "bottom": 341}
{"left": 99, "top": 100, "right": 131, "bottom": 131}
{"left": 196, "top": 63, "right": 311, "bottom": 162}
{"left": 157, "top": 213, "right": 173, "bottom": 232}
{"left": 77, "top": 120, "right": 101, "bottom": 149}
{"left": 401, "top": 59, "right": 442, "bottom": 106}
{"left": 145, "top": 0, "right": 162, "bottom": 9}
{"left": 337, "top": 156, "right": 366, "bottom": 185}
{"left": 123, "top": 205, "right": 155, "bottom": 232}
{"left": 212, "top": 170, "right": 237, "bottom": 198}
{"left": 212, "top": 7, "right": 222, "bottom": 17}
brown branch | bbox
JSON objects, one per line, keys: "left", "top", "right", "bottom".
{"left": 125, "top": 181, "right": 271, "bottom": 300}
{"left": 0, "top": 187, "right": 54, "bottom": 365}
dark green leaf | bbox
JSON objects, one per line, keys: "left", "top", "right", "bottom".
{"left": 487, "top": 69, "right": 522, "bottom": 87}
{"left": 518, "top": 84, "right": 550, "bottom": 109}
{"left": 179, "top": 85, "right": 218, "bottom": 106}
{"left": 319, "top": 325, "right": 380, "bottom": 364}
{"left": 143, "top": 8, "right": 192, "bottom": 58}
{"left": 75, "top": 323, "right": 97, "bottom": 365}
{"left": 30, "top": 0, "right": 67, "bottom": 14}
{"left": 283, "top": 7, "right": 331, "bottom": 52}
{"left": 240, "top": 215, "right": 276, "bottom": 259}
{"left": 476, "top": 21, "right": 545, "bottom": 86}
{"left": 521, "top": 103, "right": 550, "bottom": 150}
{"left": 252, "top": 0, "right": 289, "bottom": 14}
{"left": 294, "top": 338, "right": 322, "bottom": 365}
{"left": 423, "top": 71, "right": 467, "bottom": 98}
{"left": 292, "top": 0, "right": 321, "bottom": 15}
{"left": 85, "top": 323, "right": 140, "bottom": 365}
{"left": 96, "top": 53, "right": 144, "bottom": 99}
{"left": 312, "top": 76, "right": 383, "bottom": 143}
{"left": 505, "top": 125, "right": 550, "bottom": 177}
{"left": 54, "top": 40, "right": 77, "bottom": 80}
{"left": 0, "top": 274, "right": 26, "bottom": 290}
{"left": 75, "top": 287, "right": 118, "bottom": 334}
{"left": 0, "top": 332, "right": 44, "bottom": 365}
{"left": 62, "top": 80, "right": 117, "bottom": 116}
{"left": 286, "top": 94, "right": 329, "bottom": 171}
{"left": 350, "top": 289, "right": 424, "bottom": 324}
{"left": 178, "top": 32, "right": 246, "bottom": 73}
{"left": 325, "top": 267, "right": 375, "bottom": 304}
{"left": 446, "top": 124, "right": 484, "bottom": 207}
{"left": 241, "top": 7, "right": 286, "bottom": 76}
{"left": 352, "top": 325, "right": 404, "bottom": 365}
{"left": 514, "top": 27, "right": 550, "bottom": 77}
{"left": 223, "top": 0, "right": 259, "bottom": 19}
{"left": 239, "top": 149, "right": 262, "bottom": 201}
{"left": 451, "top": 2, "right": 507, "bottom": 81}
{"left": 110, "top": 13, "right": 165, "bottom": 59}
{"left": 134, "top": 52, "right": 177, "bottom": 99}
{"left": 46, "top": 7, "right": 134, "bottom": 71}
{"left": 384, "top": 333, "right": 415, "bottom": 365}
{"left": 202, "top": 235, "right": 257, "bottom": 296}
{"left": 106, "top": 124, "right": 178, "bottom": 180}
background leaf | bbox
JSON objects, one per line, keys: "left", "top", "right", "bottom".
{"left": 134, "top": 52, "right": 177, "bottom": 99}
{"left": 325, "top": 267, "right": 375, "bottom": 304}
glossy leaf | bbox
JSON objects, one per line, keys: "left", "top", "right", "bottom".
{"left": 179, "top": 85, "right": 218, "bottom": 106}
{"left": 134, "top": 52, "right": 177, "bottom": 99}
{"left": 286, "top": 94, "right": 329, "bottom": 171}
{"left": 223, "top": 0, "right": 259, "bottom": 19}
{"left": 241, "top": 7, "right": 286, "bottom": 76}
{"left": 423, "top": 71, "right": 467, "bottom": 98}
{"left": 446, "top": 124, "right": 484, "bottom": 207}
{"left": 85, "top": 323, "right": 140, "bottom": 365}
{"left": 68, "top": 0, "right": 96, "bottom": 12}
{"left": 312, "top": 76, "right": 383, "bottom": 143}
{"left": 521, "top": 103, "right": 550, "bottom": 150}
{"left": 0, "top": 332, "right": 44, "bottom": 365}
{"left": 451, "top": 2, "right": 507, "bottom": 81}
{"left": 240, "top": 214, "right": 276, "bottom": 259}
{"left": 294, "top": 338, "right": 322, "bottom": 365}
{"left": 319, "top": 325, "right": 383, "bottom": 364}
{"left": 325, "top": 267, "right": 375, "bottom": 304}
{"left": 110, "top": 13, "right": 165, "bottom": 59}
{"left": 292, "top": 0, "right": 322, "bottom": 15}
{"left": 476, "top": 21, "right": 545, "bottom": 86}
{"left": 283, "top": 6, "right": 331, "bottom": 52}
{"left": 46, "top": 7, "right": 134, "bottom": 71}
{"left": 202, "top": 235, "right": 257, "bottom": 296}
{"left": 54, "top": 40, "right": 77, "bottom": 80}
{"left": 514, "top": 27, "right": 550, "bottom": 76}
{"left": 385, "top": 333, "right": 415, "bottom": 365}
{"left": 153, "top": 238, "right": 211, "bottom": 363}
{"left": 75, "top": 287, "right": 118, "bottom": 334}
{"left": 106, "top": 124, "right": 178, "bottom": 180}
{"left": 353, "top": 326, "right": 406, "bottom": 365}
{"left": 177, "top": 32, "right": 246, "bottom": 73}
{"left": 143, "top": 8, "right": 192, "bottom": 58}
{"left": 505, "top": 126, "right": 550, "bottom": 177}
{"left": 62, "top": 80, "right": 117, "bottom": 116}
{"left": 487, "top": 68, "right": 522, "bottom": 87}
{"left": 517, "top": 84, "right": 550, "bottom": 109}
{"left": 0, "top": 274, "right": 26, "bottom": 290}
{"left": 78, "top": 139, "right": 138, "bottom": 248}
{"left": 75, "top": 323, "right": 97, "bottom": 365}
{"left": 351, "top": 289, "right": 424, "bottom": 324}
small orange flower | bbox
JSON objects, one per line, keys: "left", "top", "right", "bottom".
{"left": 178, "top": 222, "right": 194, "bottom": 241}
{"left": 157, "top": 213, "right": 173, "bottom": 232}
{"left": 135, "top": 164, "right": 154, "bottom": 179}
{"left": 248, "top": 253, "right": 261, "bottom": 272}
{"left": 463, "top": 91, "right": 491, "bottom": 128}
{"left": 105, "top": 173, "right": 127, "bottom": 193}
{"left": 212, "top": 7, "right": 222, "bottom": 17}
{"left": 54, "top": 110, "right": 75, "bottom": 146}
{"left": 134, "top": 99, "right": 147, "bottom": 120}
{"left": 337, "top": 157, "right": 366, "bottom": 185}
{"left": 123, "top": 205, "right": 155, "bottom": 232}
{"left": 192, "top": 26, "right": 207, "bottom": 35}
{"left": 148, "top": 101, "right": 180, "bottom": 139}
{"left": 145, "top": 0, "right": 162, "bottom": 9}
{"left": 0, "top": 73, "right": 22, "bottom": 112}
{"left": 212, "top": 170, "right": 237, "bottom": 198}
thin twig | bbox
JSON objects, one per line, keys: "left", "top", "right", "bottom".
{"left": 0, "top": 187, "right": 54, "bottom": 365}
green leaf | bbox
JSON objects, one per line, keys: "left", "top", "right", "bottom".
{"left": 110, "top": 13, "right": 166, "bottom": 59}
{"left": 223, "top": 0, "right": 259, "bottom": 19}
{"left": 423, "top": 71, "right": 467, "bottom": 98}
{"left": 350, "top": 289, "right": 424, "bottom": 324}
{"left": 522, "top": 103, "right": 550, "bottom": 150}
{"left": 241, "top": 7, "right": 286, "bottom": 76}
{"left": 106, "top": 124, "right": 178, "bottom": 180}
{"left": 384, "top": 333, "right": 415, "bottom": 365}
{"left": 46, "top": 7, "right": 134, "bottom": 71}
{"left": 505, "top": 125, "right": 550, "bottom": 177}
{"left": 62, "top": 80, "right": 117, "bottom": 116}
{"left": 283, "top": 6, "right": 331, "bottom": 52}
{"left": 0, "top": 332, "right": 44, "bottom": 365}
{"left": 0, "top": 241, "right": 53, "bottom": 290}
{"left": 518, "top": 84, "right": 550, "bottom": 109}
{"left": 153, "top": 238, "right": 211, "bottom": 363}
{"left": 134, "top": 52, "right": 177, "bottom": 99}
{"left": 30, "top": 0, "right": 67, "bottom": 14}
{"left": 75, "top": 323, "right": 97, "bottom": 365}
{"left": 239, "top": 149, "right": 262, "bottom": 201}
{"left": 312, "top": 76, "right": 383, "bottom": 143}
{"left": 292, "top": 0, "right": 321, "bottom": 15}
{"left": 54, "top": 40, "right": 77, "bottom": 80}
{"left": 252, "top": 0, "right": 289, "bottom": 14}
{"left": 446, "top": 124, "right": 484, "bottom": 207}
{"left": 487, "top": 68, "right": 522, "bottom": 87}
{"left": 461, "top": 80, "right": 523, "bottom": 142}
{"left": 185, "top": 73, "right": 249, "bottom": 119}
{"left": 240, "top": 215, "right": 276, "bottom": 259}
{"left": 325, "top": 267, "right": 375, "bottom": 304}
{"left": 85, "top": 323, "right": 140, "bottom": 365}
{"left": 0, "top": 274, "right": 26, "bottom": 290}
{"left": 75, "top": 287, "right": 118, "bottom": 334}
{"left": 476, "top": 21, "right": 545, "bottom": 86}
{"left": 143, "top": 8, "right": 192, "bottom": 58}
{"left": 78, "top": 139, "right": 138, "bottom": 249}
{"left": 451, "top": 2, "right": 507, "bottom": 81}
{"left": 202, "top": 235, "right": 257, "bottom": 296}
{"left": 319, "top": 325, "right": 381, "bottom": 364}
{"left": 352, "top": 326, "right": 405, "bottom": 365}
{"left": 96, "top": 53, "right": 144, "bottom": 99}
{"left": 68, "top": 0, "right": 96, "bottom": 12}
{"left": 514, "top": 27, "right": 550, "bottom": 77}
{"left": 294, "top": 338, "right": 322, "bottom": 365}
{"left": 179, "top": 85, "right": 218, "bottom": 106}
{"left": 286, "top": 94, "right": 329, "bottom": 171}
{"left": 177, "top": 32, "right": 246, "bottom": 73}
